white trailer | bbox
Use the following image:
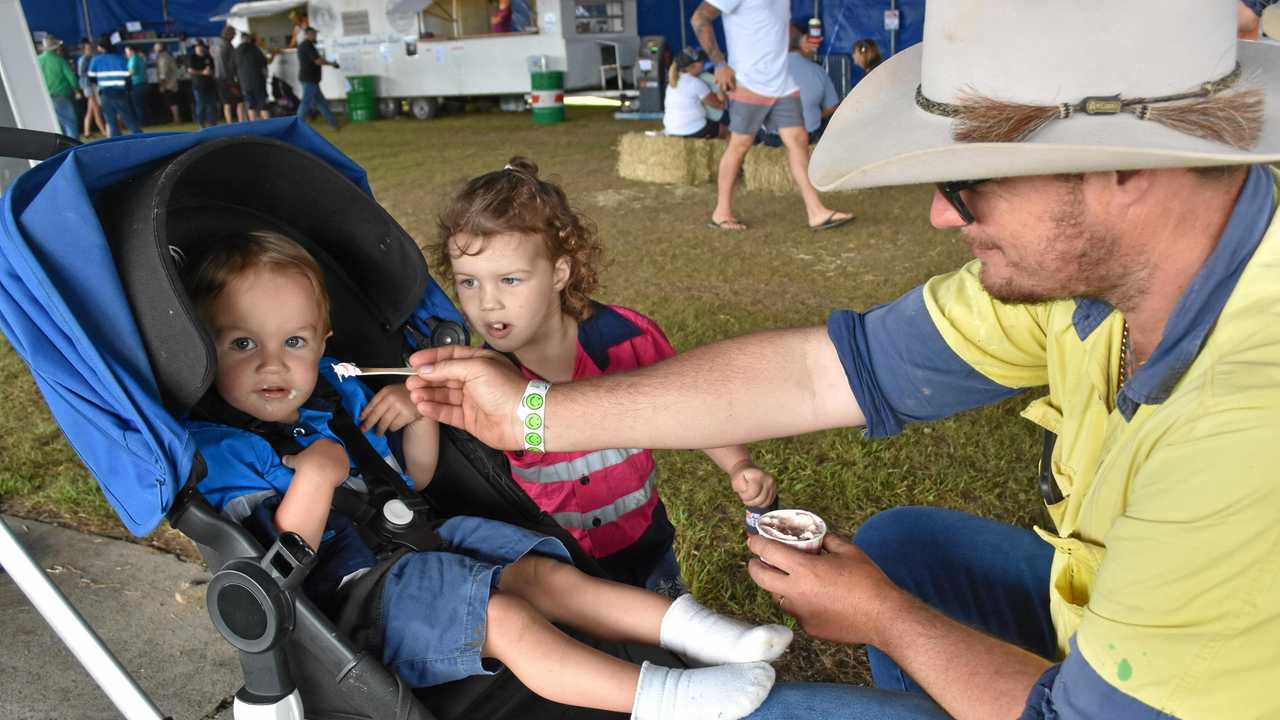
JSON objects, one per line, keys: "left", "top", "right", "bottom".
{"left": 221, "top": 0, "right": 639, "bottom": 119}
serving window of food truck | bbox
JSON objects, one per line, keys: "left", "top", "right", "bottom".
{"left": 416, "top": 0, "right": 538, "bottom": 39}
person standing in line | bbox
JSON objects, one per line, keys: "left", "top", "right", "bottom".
{"left": 214, "top": 26, "right": 245, "bottom": 124}
{"left": 124, "top": 45, "right": 149, "bottom": 126}
{"left": 76, "top": 39, "right": 106, "bottom": 138}
{"left": 295, "top": 27, "right": 341, "bottom": 131}
{"left": 37, "top": 36, "right": 80, "bottom": 141}
{"left": 87, "top": 37, "right": 141, "bottom": 137}
{"left": 235, "top": 32, "right": 272, "bottom": 121}
{"left": 187, "top": 40, "right": 218, "bottom": 128}
{"left": 153, "top": 42, "right": 180, "bottom": 124}
{"left": 691, "top": 0, "right": 853, "bottom": 231}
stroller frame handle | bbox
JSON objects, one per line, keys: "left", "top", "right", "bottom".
{"left": 0, "top": 127, "right": 80, "bottom": 162}
{"left": 0, "top": 517, "right": 168, "bottom": 720}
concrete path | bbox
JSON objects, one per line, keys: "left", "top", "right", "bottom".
{"left": 1, "top": 515, "right": 238, "bottom": 719}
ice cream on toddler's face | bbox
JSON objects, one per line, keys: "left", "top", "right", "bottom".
{"left": 756, "top": 509, "right": 827, "bottom": 553}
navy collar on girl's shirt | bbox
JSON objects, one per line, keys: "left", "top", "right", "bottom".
{"left": 1069, "top": 163, "right": 1277, "bottom": 420}
{"left": 491, "top": 301, "right": 645, "bottom": 376}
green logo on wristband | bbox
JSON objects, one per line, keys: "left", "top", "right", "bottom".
{"left": 525, "top": 414, "right": 542, "bottom": 430}
{"left": 525, "top": 431, "right": 543, "bottom": 448}
{"left": 525, "top": 393, "right": 545, "bottom": 410}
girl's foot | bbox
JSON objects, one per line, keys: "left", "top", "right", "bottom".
{"left": 659, "top": 594, "right": 792, "bottom": 665}
{"left": 631, "top": 661, "right": 774, "bottom": 720}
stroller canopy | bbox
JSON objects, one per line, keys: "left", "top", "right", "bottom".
{"left": 0, "top": 120, "right": 463, "bottom": 536}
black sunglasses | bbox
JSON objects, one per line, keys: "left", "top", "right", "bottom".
{"left": 935, "top": 179, "right": 990, "bottom": 225}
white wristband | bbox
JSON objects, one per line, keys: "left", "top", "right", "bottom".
{"left": 517, "top": 380, "right": 550, "bottom": 453}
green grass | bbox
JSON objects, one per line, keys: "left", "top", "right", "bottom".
{"left": 0, "top": 107, "right": 1043, "bottom": 684}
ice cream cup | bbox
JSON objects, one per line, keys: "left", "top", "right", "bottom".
{"left": 756, "top": 509, "right": 827, "bottom": 554}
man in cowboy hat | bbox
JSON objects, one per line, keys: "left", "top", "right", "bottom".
{"left": 36, "top": 35, "right": 80, "bottom": 140}
{"left": 404, "top": 1, "right": 1280, "bottom": 717}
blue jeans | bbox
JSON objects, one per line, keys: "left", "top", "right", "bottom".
{"left": 642, "top": 545, "right": 686, "bottom": 598}
{"left": 192, "top": 87, "right": 217, "bottom": 127}
{"left": 129, "top": 84, "right": 149, "bottom": 126}
{"left": 99, "top": 91, "right": 141, "bottom": 136}
{"left": 50, "top": 95, "right": 79, "bottom": 141}
{"left": 746, "top": 507, "right": 1055, "bottom": 719}
{"left": 298, "top": 81, "right": 339, "bottom": 128}
{"left": 381, "top": 516, "right": 571, "bottom": 687}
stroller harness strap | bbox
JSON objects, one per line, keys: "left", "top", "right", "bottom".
{"left": 191, "top": 376, "right": 443, "bottom": 556}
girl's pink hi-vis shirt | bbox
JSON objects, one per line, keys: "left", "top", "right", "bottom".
{"left": 506, "top": 303, "right": 677, "bottom": 577}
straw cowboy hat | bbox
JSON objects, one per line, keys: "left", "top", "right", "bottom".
{"left": 41, "top": 35, "right": 63, "bottom": 52}
{"left": 811, "top": 0, "right": 1280, "bottom": 191}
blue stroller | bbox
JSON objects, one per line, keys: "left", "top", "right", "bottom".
{"left": 0, "top": 121, "right": 682, "bottom": 719}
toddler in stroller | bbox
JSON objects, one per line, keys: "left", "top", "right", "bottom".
{"left": 178, "top": 229, "right": 790, "bottom": 718}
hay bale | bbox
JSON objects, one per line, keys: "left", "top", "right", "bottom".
{"left": 743, "top": 144, "right": 795, "bottom": 194}
{"left": 617, "top": 132, "right": 722, "bottom": 185}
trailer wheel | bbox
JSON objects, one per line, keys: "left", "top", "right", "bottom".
{"left": 499, "top": 94, "right": 527, "bottom": 113}
{"left": 378, "top": 98, "right": 401, "bottom": 118}
{"left": 410, "top": 97, "right": 440, "bottom": 120}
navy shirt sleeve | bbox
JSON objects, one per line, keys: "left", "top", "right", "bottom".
{"left": 826, "top": 286, "right": 1021, "bottom": 438}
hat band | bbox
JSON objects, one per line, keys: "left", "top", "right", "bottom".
{"left": 914, "top": 63, "right": 1263, "bottom": 149}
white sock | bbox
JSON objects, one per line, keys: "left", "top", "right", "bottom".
{"left": 659, "top": 594, "right": 793, "bottom": 665}
{"left": 630, "top": 661, "right": 775, "bottom": 720}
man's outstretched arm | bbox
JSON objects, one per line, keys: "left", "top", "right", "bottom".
{"left": 407, "top": 326, "right": 864, "bottom": 452}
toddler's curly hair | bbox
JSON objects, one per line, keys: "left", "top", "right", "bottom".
{"left": 434, "top": 156, "right": 603, "bottom": 321}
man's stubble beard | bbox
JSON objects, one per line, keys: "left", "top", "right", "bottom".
{"left": 978, "top": 182, "right": 1145, "bottom": 308}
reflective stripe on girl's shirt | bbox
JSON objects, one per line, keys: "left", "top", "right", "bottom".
{"left": 511, "top": 448, "right": 645, "bottom": 484}
{"left": 548, "top": 471, "right": 656, "bottom": 530}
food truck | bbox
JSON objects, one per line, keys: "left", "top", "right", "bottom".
{"left": 222, "top": 0, "right": 639, "bottom": 119}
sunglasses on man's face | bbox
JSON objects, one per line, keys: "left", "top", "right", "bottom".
{"left": 935, "top": 179, "right": 990, "bottom": 225}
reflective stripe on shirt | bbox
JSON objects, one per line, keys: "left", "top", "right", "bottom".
{"left": 90, "top": 69, "right": 130, "bottom": 89}
{"left": 512, "top": 447, "right": 645, "bottom": 484}
{"left": 550, "top": 471, "right": 656, "bottom": 529}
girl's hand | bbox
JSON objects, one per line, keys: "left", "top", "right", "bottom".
{"left": 360, "top": 385, "right": 421, "bottom": 435}
{"left": 732, "top": 464, "right": 777, "bottom": 508}
{"left": 283, "top": 438, "right": 350, "bottom": 488}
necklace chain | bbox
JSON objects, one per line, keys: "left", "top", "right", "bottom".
{"left": 1119, "top": 320, "right": 1133, "bottom": 387}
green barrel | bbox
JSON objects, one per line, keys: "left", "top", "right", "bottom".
{"left": 530, "top": 70, "right": 564, "bottom": 125}
{"left": 346, "top": 75, "right": 378, "bottom": 123}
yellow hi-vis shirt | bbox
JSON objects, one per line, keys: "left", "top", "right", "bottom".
{"left": 920, "top": 176, "right": 1280, "bottom": 718}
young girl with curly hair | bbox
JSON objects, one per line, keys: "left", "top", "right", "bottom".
{"left": 435, "top": 157, "right": 779, "bottom": 596}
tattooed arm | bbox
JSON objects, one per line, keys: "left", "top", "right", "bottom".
{"left": 691, "top": 2, "right": 735, "bottom": 91}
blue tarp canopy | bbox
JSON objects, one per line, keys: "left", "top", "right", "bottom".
{"left": 0, "top": 120, "right": 392, "bottom": 536}
{"left": 637, "top": 0, "right": 925, "bottom": 66}
{"left": 20, "top": 0, "right": 235, "bottom": 44}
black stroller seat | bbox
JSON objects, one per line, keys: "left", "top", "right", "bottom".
{"left": 13, "top": 129, "right": 683, "bottom": 719}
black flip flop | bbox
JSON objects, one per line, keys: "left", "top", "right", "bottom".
{"left": 810, "top": 213, "right": 855, "bottom": 231}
